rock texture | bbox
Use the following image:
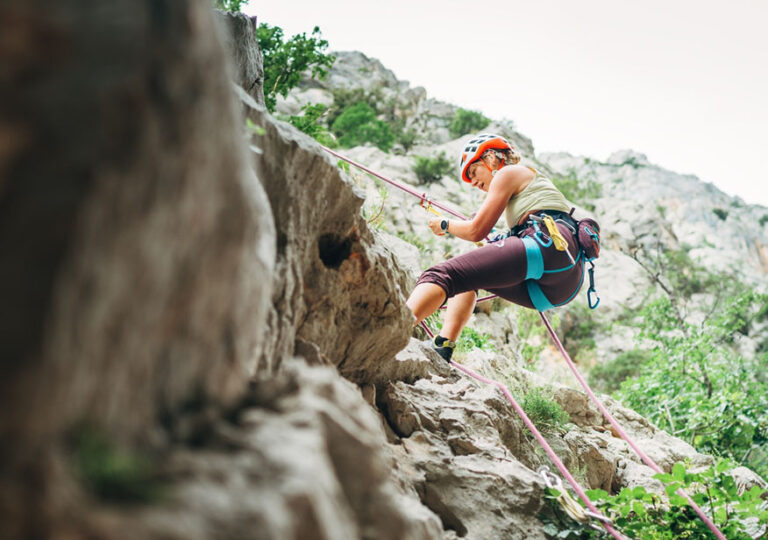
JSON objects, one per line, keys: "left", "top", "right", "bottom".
{"left": 0, "top": 0, "right": 273, "bottom": 536}
{"left": 2, "top": 8, "right": 767, "bottom": 540}
{"left": 215, "top": 10, "right": 265, "bottom": 107}
{"left": 246, "top": 104, "right": 414, "bottom": 379}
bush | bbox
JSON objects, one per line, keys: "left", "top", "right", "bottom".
{"left": 412, "top": 152, "right": 453, "bottom": 183}
{"left": 551, "top": 169, "right": 602, "bottom": 211}
{"left": 712, "top": 207, "right": 729, "bottom": 221}
{"left": 257, "top": 24, "right": 335, "bottom": 112}
{"left": 449, "top": 108, "right": 490, "bottom": 138}
{"left": 456, "top": 327, "right": 495, "bottom": 353}
{"left": 214, "top": 0, "right": 248, "bottom": 11}
{"left": 588, "top": 350, "right": 649, "bottom": 394}
{"left": 288, "top": 103, "right": 335, "bottom": 147}
{"left": 543, "top": 460, "right": 767, "bottom": 539}
{"left": 521, "top": 388, "right": 570, "bottom": 432}
{"left": 331, "top": 102, "right": 394, "bottom": 152}
{"left": 759, "top": 214, "right": 768, "bottom": 227}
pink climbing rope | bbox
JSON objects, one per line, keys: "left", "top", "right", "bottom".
{"left": 321, "top": 145, "right": 471, "bottom": 221}
{"left": 538, "top": 312, "right": 726, "bottom": 540}
{"left": 321, "top": 146, "right": 726, "bottom": 538}
{"left": 448, "top": 360, "right": 624, "bottom": 540}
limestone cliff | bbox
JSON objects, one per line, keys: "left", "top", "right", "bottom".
{"left": 1, "top": 6, "right": 766, "bottom": 540}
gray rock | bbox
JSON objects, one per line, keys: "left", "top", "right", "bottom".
{"left": 243, "top": 103, "right": 414, "bottom": 379}
{"left": 215, "top": 10, "right": 265, "bottom": 107}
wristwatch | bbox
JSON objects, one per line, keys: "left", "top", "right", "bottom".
{"left": 440, "top": 219, "right": 449, "bottom": 233}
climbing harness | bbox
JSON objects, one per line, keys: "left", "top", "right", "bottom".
{"left": 321, "top": 147, "right": 727, "bottom": 540}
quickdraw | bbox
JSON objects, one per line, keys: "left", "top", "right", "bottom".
{"left": 539, "top": 467, "right": 613, "bottom": 531}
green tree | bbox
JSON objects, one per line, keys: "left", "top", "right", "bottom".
{"left": 214, "top": 0, "right": 248, "bottom": 11}
{"left": 449, "top": 108, "right": 490, "bottom": 138}
{"left": 615, "top": 241, "right": 768, "bottom": 475}
{"left": 412, "top": 152, "right": 452, "bottom": 183}
{"left": 331, "top": 102, "right": 394, "bottom": 152}
{"left": 256, "top": 23, "right": 335, "bottom": 112}
{"left": 288, "top": 103, "right": 335, "bottom": 147}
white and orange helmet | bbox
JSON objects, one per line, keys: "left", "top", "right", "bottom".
{"left": 458, "top": 133, "right": 514, "bottom": 183}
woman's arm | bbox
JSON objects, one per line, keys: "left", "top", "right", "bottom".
{"left": 429, "top": 165, "right": 534, "bottom": 242}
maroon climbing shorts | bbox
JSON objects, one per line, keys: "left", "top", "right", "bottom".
{"left": 416, "top": 221, "right": 584, "bottom": 310}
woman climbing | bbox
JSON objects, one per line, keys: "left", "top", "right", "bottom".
{"left": 406, "top": 133, "right": 585, "bottom": 362}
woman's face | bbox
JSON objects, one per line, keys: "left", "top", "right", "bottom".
{"left": 467, "top": 159, "right": 493, "bottom": 192}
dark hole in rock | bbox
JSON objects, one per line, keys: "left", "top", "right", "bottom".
{"left": 318, "top": 233, "right": 352, "bottom": 269}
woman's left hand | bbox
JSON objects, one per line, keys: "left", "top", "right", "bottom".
{"left": 428, "top": 217, "right": 445, "bottom": 236}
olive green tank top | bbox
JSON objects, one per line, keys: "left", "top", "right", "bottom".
{"left": 504, "top": 170, "right": 572, "bottom": 228}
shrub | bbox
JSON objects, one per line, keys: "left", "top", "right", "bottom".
{"left": 257, "top": 24, "right": 335, "bottom": 112}
{"left": 543, "top": 460, "right": 767, "bottom": 539}
{"left": 449, "top": 108, "right": 490, "bottom": 138}
{"left": 396, "top": 127, "right": 418, "bottom": 152}
{"left": 214, "top": 0, "right": 248, "bottom": 11}
{"left": 712, "top": 207, "right": 729, "bottom": 221}
{"left": 456, "top": 327, "right": 495, "bottom": 353}
{"left": 288, "top": 103, "right": 335, "bottom": 147}
{"left": 521, "top": 388, "right": 570, "bottom": 432}
{"left": 331, "top": 102, "right": 394, "bottom": 152}
{"left": 759, "top": 214, "right": 768, "bottom": 227}
{"left": 70, "top": 424, "right": 163, "bottom": 504}
{"left": 551, "top": 169, "right": 602, "bottom": 211}
{"left": 588, "top": 350, "right": 649, "bottom": 394}
{"left": 412, "top": 152, "right": 453, "bottom": 183}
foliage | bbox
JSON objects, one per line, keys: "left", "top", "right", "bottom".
{"left": 412, "top": 152, "right": 453, "bottom": 184}
{"left": 542, "top": 461, "right": 768, "bottom": 539}
{"left": 551, "top": 169, "right": 602, "bottom": 212}
{"left": 759, "top": 214, "right": 768, "bottom": 227}
{"left": 449, "top": 108, "right": 490, "bottom": 138}
{"left": 712, "top": 207, "right": 729, "bottom": 221}
{"left": 69, "top": 424, "right": 163, "bottom": 504}
{"left": 617, "top": 288, "right": 768, "bottom": 476}
{"left": 395, "top": 127, "right": 418, "bottom": 152}
{"left": 517, "top": 308, "right": 549, "bottom": 366}
{"left": 456, "top": 327, "right": 495, "bottom": 353}
{"left": 557, "top": 302, "right": 599, "bottom": 361}
{"left": 213, "top": 0, "right": 248, "bottom": 11}
{"left": 588, "top": 350, "right": 650, "bottom": 394}
{"left": 331, "top": 102, "right": 395, "bottom": 151}
{"left": 256, "top": 23, "right": 335, "bottom": 112}
{"left": 361, "top": 187, "right": 389, "bottom": 229}
{"left": 521, "top": 387, "right": 570, "bottom": 432}
{"left": 288, "top": 103, "right": 336, "bottom": 147}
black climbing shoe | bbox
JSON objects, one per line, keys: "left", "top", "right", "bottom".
{"left": 432, "top": 335, "right": 456, "bottom": 363}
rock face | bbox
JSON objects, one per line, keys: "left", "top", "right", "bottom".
{"left": 215, "top": 10, "right": 265, "bottom": 107}
{"left": 3, "top": 7, "right": 767, "bottom": 540}
{"left": 0, "top": 0, "right": 274, "bottom": 535}
{"left": 246, "top": 104, "right": 414, "bottom": 378}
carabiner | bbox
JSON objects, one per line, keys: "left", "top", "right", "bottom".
{"left": 587, "top": 263, "right": 600, "bottom": 309}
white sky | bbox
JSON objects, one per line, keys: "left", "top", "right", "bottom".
{"left": 244, "top": 0, "right": 768, "bottom": 208}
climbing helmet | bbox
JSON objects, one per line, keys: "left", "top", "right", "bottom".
{"left": 458, "top": 133, "right": 514, "bottom": 183}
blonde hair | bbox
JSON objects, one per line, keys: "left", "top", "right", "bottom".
{"left": 481, "top": 147, "right": 521, "bottom": 168}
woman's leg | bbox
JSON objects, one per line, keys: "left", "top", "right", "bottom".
{"left": 441, "top": 291, "right": 477, "bottom": 341}
{"left": 406, "top": 282, "right": 446, "bottom": 323}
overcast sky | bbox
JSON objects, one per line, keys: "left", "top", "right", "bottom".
{"left": 244, "top": 0, "right": 768, "bottom": 208}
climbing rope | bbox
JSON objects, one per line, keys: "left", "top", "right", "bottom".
{"left": 448, "top": 359, "right": 624, "bottom": 539}
{"left": 322, "top": 146, "right": 727, "bottom": 540}
{"left": 538, "top": 312, "right": 726, "bottom": 540}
